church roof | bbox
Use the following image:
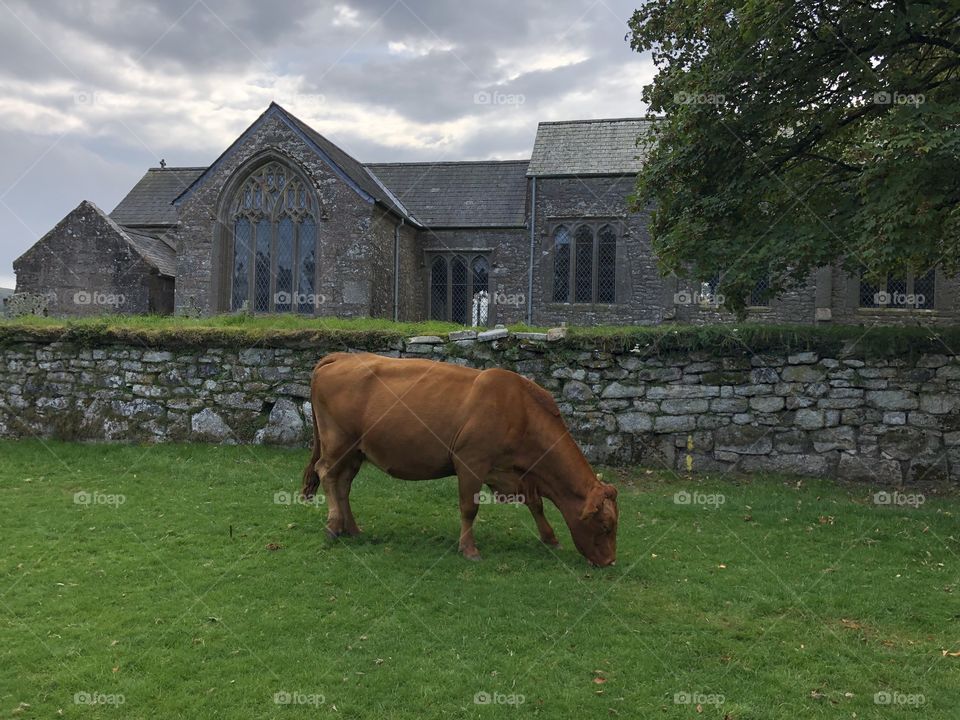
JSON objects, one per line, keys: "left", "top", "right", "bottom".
{"left": 110, "top": 167, "right": 205, "bottom": 227}
{"left": 527, "top": 117, "right": 659, "bottom": 177}
{"left": 365, "top": 160, "right": 529, "bottom": 227}
{"left": 121, "top": 227, "right": 177, "bottom": 277}
{"left": 281, "top": 109, "right": 412, "bottom": 220}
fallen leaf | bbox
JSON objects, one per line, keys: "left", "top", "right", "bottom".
{"left": 266, "top": 543, "right": 283, "bottom": 551}
{"left": 593, "top": 677, "right": 607, "bottom": 684}
{"left": 942, "top": 649, "right": 960, "bottom": 657}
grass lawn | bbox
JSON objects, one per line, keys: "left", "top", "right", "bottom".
{"left": 0, "top": 441, "right": 957, "bottom": 719}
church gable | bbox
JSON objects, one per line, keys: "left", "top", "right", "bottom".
{"left": 174, "top": 103, "right": 410, "bottom": 221}
{"left": 173, "top": 106, "right": 406, "bottom": 317}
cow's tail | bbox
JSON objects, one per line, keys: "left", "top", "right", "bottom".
{"left": 301, "top": 356, "right": 339, "bottom": 500}
{"left": 301, "top": 405, "right": 322, "bottom": 500}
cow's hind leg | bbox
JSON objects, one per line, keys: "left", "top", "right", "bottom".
{"left": 453, "top": 458, "right": 489, "bottom": 561}
{"left": 526, "top": 494, "right": 560, "bottom": 547}
{"left": 317, "top": 449, "right": 363, "bottom": 539}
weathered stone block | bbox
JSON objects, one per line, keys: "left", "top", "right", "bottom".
{"left": 616, "top": 412, "right": 653, "bottom": 433}
{"left": 601, "top": 382, "right": 644, "bottom": 399}
{"left": 794, "top": 408, "right": 826, "bottom": 429}
{"left": 750, "top": 396, "right": 785, "bottom": 413}
{"left": 865, "top": 390, "right": 919, "bottom": 410}
{"left": 654, "top": 415, "right": 697, "bottom": 432}
{"left": 191, "top": 409, "right": 233, "bottom": 442}
{"left": 715, "top": 424, "right": 773, "bottom": 455}
{"left": 837, "top": 454, "right": 902, "bottom": 483}
{"left": 562, "top": 381, "right": 595, "bottom": 401}
{"left": 661, "top": 399, "right": 710, "bottom": 415}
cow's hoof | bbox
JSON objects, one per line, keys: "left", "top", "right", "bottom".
{"left": 325, "top": 527, "right": 344, "bottom": 540}
{"left": 542, "top": 538, "right": 561, "bottom": 548}
{"left": 460, "top": 549, "right": 482, "bottom": 561}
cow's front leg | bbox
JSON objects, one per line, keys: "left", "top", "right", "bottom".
{"left": 454, "top": 460, "right": 486, "bottom": 561}
{"left": 526, "top": 495, "right": 560, "bottom": 547}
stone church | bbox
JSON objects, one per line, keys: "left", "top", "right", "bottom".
{"left": 14, "top": 103, "right": 958, "bottom": 326}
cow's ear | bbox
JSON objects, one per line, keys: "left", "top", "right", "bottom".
{"left": 603, "top": 484, "right": 618, "bottom": 500}
{"left": 579, "top": 485, "right": 605, "bottom": 520}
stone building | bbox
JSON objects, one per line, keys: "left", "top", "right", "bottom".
{"left": 13, "top": 102, "right": 959, "bottom": 325}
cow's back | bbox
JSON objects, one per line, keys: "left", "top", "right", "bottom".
{"left": 309, "top": 353, "right": 489, "bottom": 479}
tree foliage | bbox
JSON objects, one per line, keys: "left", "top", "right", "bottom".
{"left": 629, "top": 0, "right": 960, "bottom": 312}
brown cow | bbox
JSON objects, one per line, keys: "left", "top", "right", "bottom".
{"left": 301, "top": 352, "right": 618, "bottom": 566}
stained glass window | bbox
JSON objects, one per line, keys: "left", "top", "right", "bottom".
{"left": 229, "top": 160, "right": 319, "bottom": 313}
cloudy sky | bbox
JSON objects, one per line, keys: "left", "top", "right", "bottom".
{"left": 0, "top": 0, "right": 654, "bottom": 288}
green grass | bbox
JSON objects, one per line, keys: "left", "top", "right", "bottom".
{"left": 0, "top": 313, "right": 464, "bottom": 337}
{"left": 3, "top": 313, "right": 960, "bottom": 359}
{"left": 1, "top": 441, "right": 958, "bottom": 719}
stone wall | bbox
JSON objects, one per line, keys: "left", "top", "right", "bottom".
{"left": 1, "top": 328, "right": 958, "bottom": 484}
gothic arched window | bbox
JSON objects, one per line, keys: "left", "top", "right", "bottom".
{"left": 229, "top": 161, "right": 319, "bottom": 314}
{"left": 551, "top": 222, "right": 620, "bottom": 304}
{"left": 428, "top": 252, "right": 492, "bottom": 326}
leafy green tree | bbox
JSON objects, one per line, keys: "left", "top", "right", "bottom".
{"left": 629, "top": 0, "right": 959, "bottom": 312}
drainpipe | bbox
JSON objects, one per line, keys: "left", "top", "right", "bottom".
{"left": 394, "top": 218, "right": 404, "bottom": 322}
{"left": 527, "top": 176, "right": 536, "bottom": 325}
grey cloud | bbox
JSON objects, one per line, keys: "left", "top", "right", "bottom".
{"left": 0, "top": 0, "right": 650, "bottom": 287}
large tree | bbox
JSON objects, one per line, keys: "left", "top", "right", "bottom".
{"left": 629, "top": 0, "right": 960, "bottom": 312}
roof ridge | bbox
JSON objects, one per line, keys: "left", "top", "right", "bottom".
{"left": 367, "top": 159, "right": 530, "bottom": 167}
{"left": 147, "top": 166, "right": 208, "bottom": 172}
{"left": 537, "top": 116, "right": 663, "bottom": 126}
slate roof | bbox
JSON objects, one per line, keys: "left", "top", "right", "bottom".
{"left": 121, "top": 227, "right": 177, "bottom": 277}
{"left": 110, "top": 167, "right": 205, "bottom": 227}
{"left": 281, "top": 108, "right": 412, "bottom": 220}
{"left": 366, "top": 161, "right": 529, "bottom": 227}
{"left": 527, "top": 118, "right": 659, "bottom": 177}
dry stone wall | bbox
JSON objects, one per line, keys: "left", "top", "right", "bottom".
{"left": 1, "top": 328, "right": 958, "bottom": 484}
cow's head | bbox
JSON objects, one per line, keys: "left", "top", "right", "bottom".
{"left": 570, "top": 483, "right": 619, "bottom": 567}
